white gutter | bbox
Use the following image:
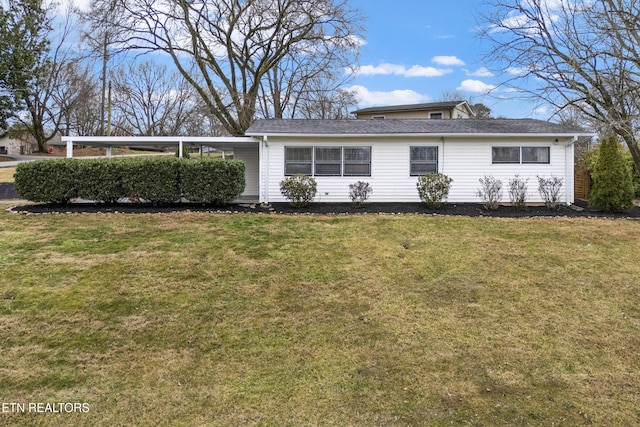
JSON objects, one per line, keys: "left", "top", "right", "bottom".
{"left": 244, "top": 132, "right": 594, "bottom": 139}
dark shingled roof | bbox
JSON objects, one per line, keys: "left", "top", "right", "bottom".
{"left": 352, "top": 101, "right": 469, "bottom": 115}
{"left": 245, "top": 118, "right": 590, "bottom": 136}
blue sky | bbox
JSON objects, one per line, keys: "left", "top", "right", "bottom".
{"left": 346, "top": 0, "right": 546, "bottom": 119}
{"left": 68, "top": 0, "right": 547, "bottom": 120}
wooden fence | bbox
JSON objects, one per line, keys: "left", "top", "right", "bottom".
{"left": 574, "top": 168, "right": 591, "bottom": 200}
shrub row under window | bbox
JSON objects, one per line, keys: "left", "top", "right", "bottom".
{"left": 14, "top": 157, "right": 245, "bottom": 204}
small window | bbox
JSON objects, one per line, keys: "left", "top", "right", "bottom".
{"left": 371, "top": 115, "right": 385, "bottom": 120}
{"left": 344, "top": 147, "right": 371, "bottom": 176}
{"left": 429, "top": 112, "right": 443, "bottom": 120}
{"left": 522, "top": 147, "right": 550, "bottom": 164}
{"left": 492, "top": 147, "right": 520, "bottom": 163}
{"left": 314, "top": 147, "right": 342, "bottom": 176}
{"left": 0, "top": 146, "right": 7, "bottom": 155}
{"left": 285, "top": 147, "right": 312, "bottom": 175}
{"left": 410, "top": 146, "right": 438, "bottom": 176}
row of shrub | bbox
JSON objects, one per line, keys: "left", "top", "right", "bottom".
{"left": 14, "top": 157, "right": 245, "bottom": 204}
{"left": 280, "top": 173, "right": 565, "bottom": 210}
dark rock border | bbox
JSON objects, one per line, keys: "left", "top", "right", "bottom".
{"left": 8, "top": 199, "right": 640, "bottom": 219}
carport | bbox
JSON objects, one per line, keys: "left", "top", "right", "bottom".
{"left": 60, "top": 136, "right": 261, "bottom": 201}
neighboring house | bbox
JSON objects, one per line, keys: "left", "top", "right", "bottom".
{"left": 352, "top": 101, "right": 476, "bottom": 120}
{"left": 0, "top": 131, "right": 60, "bottom": 155}
{"left": 245, "top": 118, "right": 592, "bottom": 205}
{"left": 0, "top": 133, "right": 36, "bottom": 156}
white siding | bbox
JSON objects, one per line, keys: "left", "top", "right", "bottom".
{"left": 263, "top": 136, "right": 574, "bottom": 204}
{"left": 233, "top": 147, "right": 260, "bottom": 197}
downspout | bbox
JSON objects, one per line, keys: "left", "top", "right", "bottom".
{"left": 261, "top": 135, "right": 269, "bottom": 203}
{"left": 440, "top": 137, "right": 445, "bottom": 173}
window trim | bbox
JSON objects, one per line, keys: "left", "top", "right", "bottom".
{"left": 409, "top": 146, "right": 439, "bottom": 176}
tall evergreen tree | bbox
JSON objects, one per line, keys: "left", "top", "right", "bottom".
{"left": 589, "top": 136, "right": 635, "bottom": 212}
{"left": 0, "top": 0, "right": 51, "bottom": 137}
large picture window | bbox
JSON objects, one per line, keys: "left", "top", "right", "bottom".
{"left": 410, "top": 146, "right": 438, "bottom": 176}
{"left": 492, "top": 146, "right": 550, "bottom": 164}
{"left": 285, "top": 146, "right": 371, "bottom": 177}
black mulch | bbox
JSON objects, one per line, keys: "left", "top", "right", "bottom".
{"left": 8, "top": 199, "right": 640, "bottom": 219}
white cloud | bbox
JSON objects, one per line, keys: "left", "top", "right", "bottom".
{"left": 352, "top": 63, "right": 452, "bottom": 78}
{"left": 457, "top": 79, "right": 496, "bottom": 93}
{"left": 506, "top": 67, "right": 528, "bottom": 76}
{"left": 354, "top": 63, "right": 406, "bottom": 76}
{"left": 348, "top": 85, "right": 431, "bottom": 107}
{"left": 467, "top": 66, "right": 494, "bottom": 77}
{"left": 404, "top": 65, "right": 453, "bottom": 77}
{"left": 432, "top": 56, "right": 465, "bottom": 66}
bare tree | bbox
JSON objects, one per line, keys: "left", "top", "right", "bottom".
{"left": 479, "top": 0, "right": 640, "bottom": 175}
{"left": 296, "top": 85, "right": 358, "bottom": 119}
{"left": 110, "top": 61, "right": 197, "bottom": 136}
{"left": 53, "top": 60, "right": 102, "bottom": 136}
{"left": 85, "top": 0, "right": 364, "bottom": 135}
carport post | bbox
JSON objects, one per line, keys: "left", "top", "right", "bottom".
{"left": 106, "top": 146, "right": 112, "bottom": 158}
{"left": 66, "top": 139, "right": 73, "bottom": 158}
{"left": 179, "top": 140, "right": 183, "bottom": 158}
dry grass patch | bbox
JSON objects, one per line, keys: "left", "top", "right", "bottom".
{"left": 0, "top": 166, "right": 16, "bottom": 182}
{"left": 1, "top": 212, "right": 639, "bottom": 425}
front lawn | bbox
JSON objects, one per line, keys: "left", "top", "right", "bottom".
{"left": 1, "top": 211, "right": 639, "bottom": 425}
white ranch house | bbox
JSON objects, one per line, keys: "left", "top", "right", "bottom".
{"left": 61, "top": 118, "right": 592, "bottom": 205}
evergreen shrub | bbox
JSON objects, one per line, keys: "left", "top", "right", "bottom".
{"left": 589, "top": 136, "right": 635, "bottom": 212}
{"left": 181, "top": 159, "right": 245, "bottom": 204}
{"left": 416, "top": 173, "right": 453, "bottom": 209}
{"left": 280, "top": 174, "right": 317, "bottom": 207}
{"left": 14, "top": 159, "right": 79, "bottom": 203}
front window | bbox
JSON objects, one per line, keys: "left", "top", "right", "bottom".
{"left": 285, "top": 147, "right": 312, "bottom": 175}
{"left": 344, "top": 147, "right": 371, "bottom": 176}
{"left": 522, "top": 147, "right": 550, "bottom": 163}
{"left": 492, "top": 146, "right": 550, "bottom": 164}
{"left": 429, "top": 112, "right": 443, "bottom": 119}
{"left": 314, "top": 147, "right": 342, "bottom": 176}
{"left": 410, "top": 146, "right": 438, "bottom": 176}
{"left": 492, "top": 147, "right": 520, "bottom": 163}
{"left": 284, "top": 145, "right": 371, "bottom": 177}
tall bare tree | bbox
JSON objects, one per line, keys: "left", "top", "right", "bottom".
{"left": 479, "top": 0, "right": 640, "bottom": 175}
{"left": 86, "top": 0, "right": 364, "bottom": 135}
{"left": 110, "top": 61, "right": 198, "bottom": 136}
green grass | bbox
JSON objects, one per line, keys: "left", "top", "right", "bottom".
{"left": 1, "top": 210, "right": 639, "bottom": 426}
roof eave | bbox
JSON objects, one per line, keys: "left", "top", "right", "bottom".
{"left": 245, "top": 131, "right": 594, "bottom": 139}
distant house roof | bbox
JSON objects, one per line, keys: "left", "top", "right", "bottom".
{"left": 352, "top": 101, "right": 475, "bottom": 116}
{"left": 246, "top": 118, "right": 591, "bottom": 137}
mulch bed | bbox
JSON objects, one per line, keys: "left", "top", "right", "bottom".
{"left": 8, "top": 200, "right": 640, "bottom": 219}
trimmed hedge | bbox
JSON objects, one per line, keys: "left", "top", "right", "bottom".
{"left": 122, "top": 157, "right": 182, "bottom": 204}
{"left": 14, "top": 157, "right": 246, "bottom": 205}
{"left": 180, "top": 159, "right": 245, "bottom": 204}
{"left": 15, "top": 159, "right": 80, "bottom": 203}
{"left": 75, "top": 158, "right": 128, "bottom": 203}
